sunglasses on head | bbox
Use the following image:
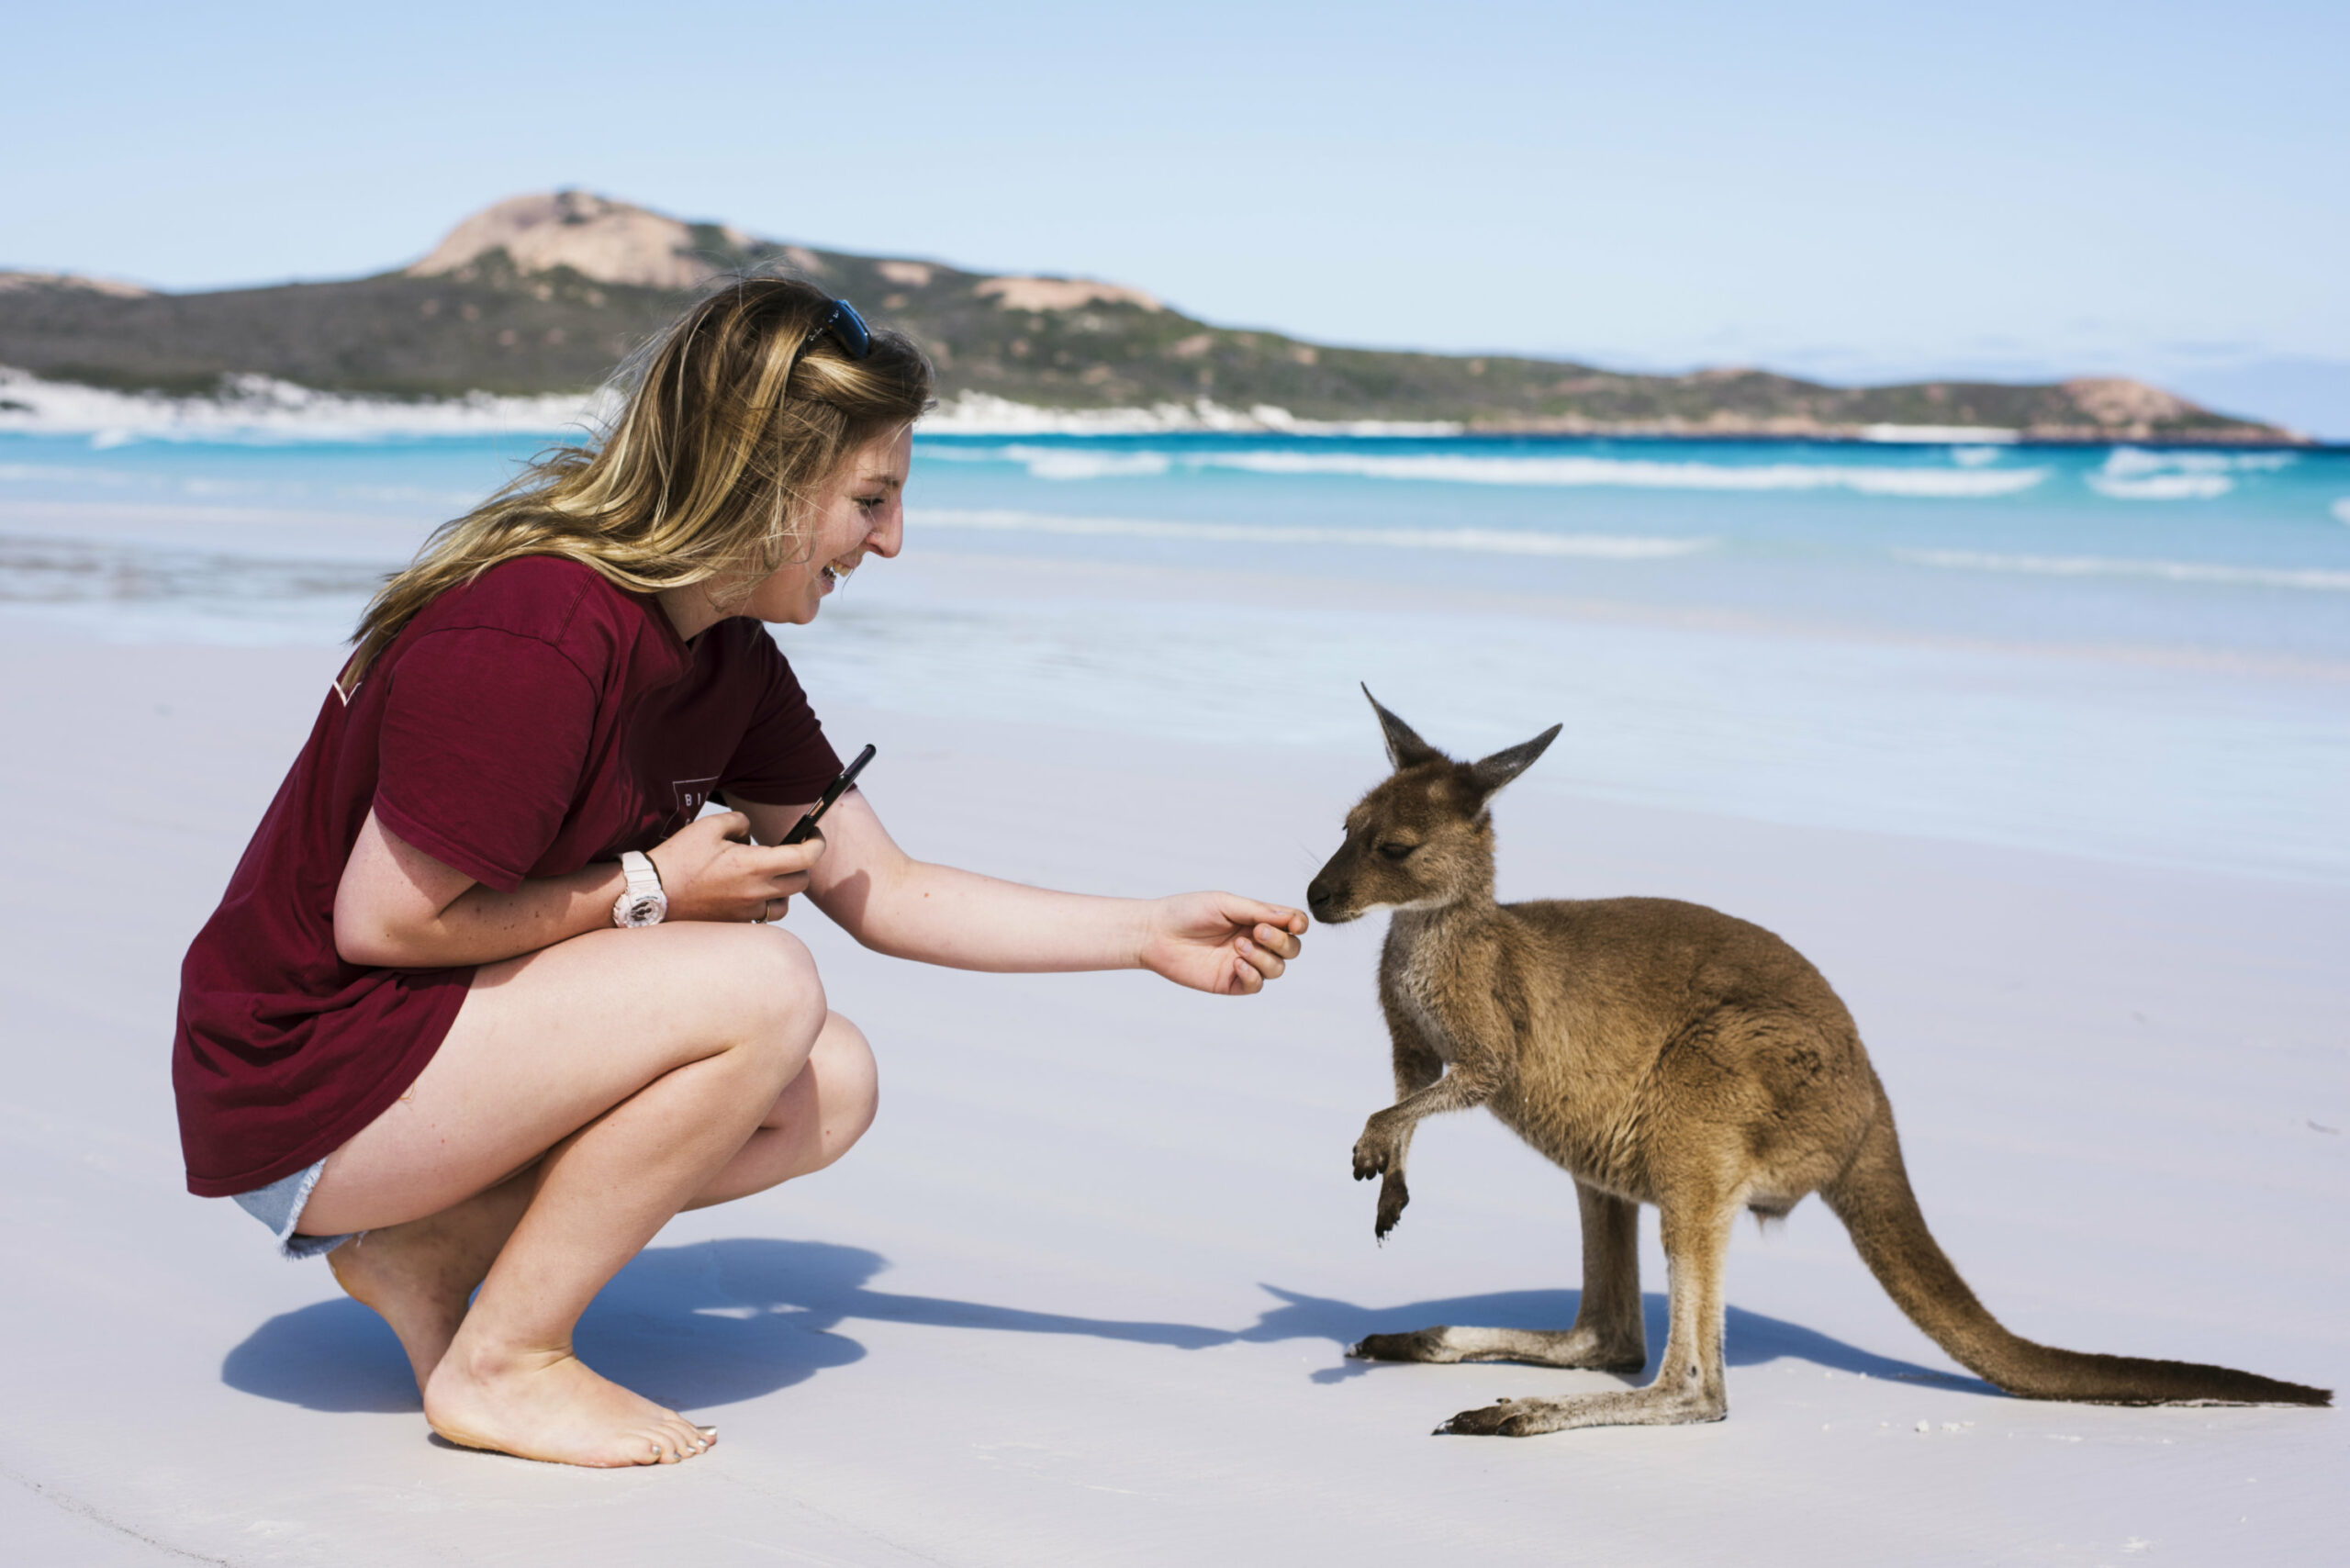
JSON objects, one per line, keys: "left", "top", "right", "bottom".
{"left": 805, "top": 297, "right": 873, "bottom": 360}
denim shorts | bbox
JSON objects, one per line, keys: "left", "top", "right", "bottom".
{"left": 231, "top": 1159, "right": 357, "bottom": 1260}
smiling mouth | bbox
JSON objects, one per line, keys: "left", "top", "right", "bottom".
{"left": 820, "top": 554, "right": 863, "bottom": 588}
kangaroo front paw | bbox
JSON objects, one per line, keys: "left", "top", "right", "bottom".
{"left": 1373, "top": 1171, "right": 1409, "bottom": 1238}
{"left": 1351, "top": 1117, "right": 1400, "bottom": 1181}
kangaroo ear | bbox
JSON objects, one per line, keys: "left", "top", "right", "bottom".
{"left": 1362, "top": 684, "right": 1440, "bottom": 768}
{"left": 1469, "top": 723, "right": 1561, "bottom": 798}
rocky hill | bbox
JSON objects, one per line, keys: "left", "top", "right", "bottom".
{"left": 0, "top": 192, "right": 2299, "bottom": 442}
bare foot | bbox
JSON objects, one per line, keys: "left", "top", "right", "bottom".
{"left": 327, "top": 1180, "right": 534, "bottom": 1394}
{"left": 424, "top": 1342, "right": 716, "bottom": 1467}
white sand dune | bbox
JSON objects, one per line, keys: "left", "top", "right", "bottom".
{"left": 0, "top": 624, "right": 2341, "bottom": 1565}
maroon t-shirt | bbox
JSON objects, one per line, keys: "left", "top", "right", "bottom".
{"left": 173, "top": 556, "right": 843, "bottom": 1197}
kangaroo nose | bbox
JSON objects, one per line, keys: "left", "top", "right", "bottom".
{"left": 1305, "top": 879, "right": 1333, "bottom": 918}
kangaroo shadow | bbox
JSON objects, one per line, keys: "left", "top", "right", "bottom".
{"left": 1242, "top": 1284, "right": 1996, "bottom": 1394}
{"left": 221, "top": 1236, "right": 1231, "bottom": 1415}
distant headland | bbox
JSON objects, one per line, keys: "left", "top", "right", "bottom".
{"left": 0, "top": 190, "right": 2304, "bottom": 444}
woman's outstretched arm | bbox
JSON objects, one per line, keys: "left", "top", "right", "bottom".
{"left": 755, "top": 791, "right": 1305, "bottom": 996}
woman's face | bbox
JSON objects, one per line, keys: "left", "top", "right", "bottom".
{"left": 743, "top": 427, "right": 912, "bottom": 625}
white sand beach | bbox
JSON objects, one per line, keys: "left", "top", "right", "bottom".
{"left": 1, "top": 592, "right": 2342, "bottom": 1564}
{"left": 8, "top": 1, "right": 2345, "bottom": 1553}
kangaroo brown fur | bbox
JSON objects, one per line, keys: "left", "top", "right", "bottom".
{"left": 1305, "top": 689, "right": 2331, "bottom": 1436}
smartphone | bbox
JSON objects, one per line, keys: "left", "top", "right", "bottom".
{"left": 778, "top": 744, "right": 875, "bottom": 846}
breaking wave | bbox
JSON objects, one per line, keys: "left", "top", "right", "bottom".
{"left": 910, "top": 508, "right": 1710, "bottom": 559}
{"left": 1011, "top": 450, "right": 1176, "bottom": 481}
{"left": 946, "top": 444, "right": 2048, "bottom": 498}
{"left": 2102, "top": 446, "right": 2297, "bottom": 476}
{"left": 2087, "top": 473, "right": 2236, "bottom": 500}
{"left": 1204, "top": 450, "right": 2048, "bottom": 496}
{"left": 2082, "top": 446, "right": 2298, "bottom": 501}
{"left": 1897, "top": 548, "right": 2350, "bottom": 591}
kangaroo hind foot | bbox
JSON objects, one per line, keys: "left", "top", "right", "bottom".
{"left": 1439, "top": 1375, "right": 1729, "bottom": 1436}
{"left": 1438, "top": 1195, "right": 1732, "bottom": 1437}
{"left": 1352, "top": 1324, "right": 1646, "bottom": 1372}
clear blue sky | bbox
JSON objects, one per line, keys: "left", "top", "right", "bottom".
{"left": 8, "top": 1, "right": 2346, "bottom": 423}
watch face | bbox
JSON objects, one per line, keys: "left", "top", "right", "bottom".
{"left": 617, "top": 893, "right": 666, "bottom": 928}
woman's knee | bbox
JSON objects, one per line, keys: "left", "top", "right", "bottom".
{"left": 806, "top": 1012, "right": 879, "bottom": 1169}
{"left": 653, "top": 924, "right": 829, "bottom": 1093}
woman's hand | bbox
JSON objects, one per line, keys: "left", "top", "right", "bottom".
{"left": 647, "top": 811, "right": 824, "bottom": 923}
{"left": 1139, "top": 893, "right": 1307, "bottom": 996}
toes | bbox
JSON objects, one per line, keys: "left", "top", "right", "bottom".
{"left": 621, "top": 1410, "right": 709, "bottom": 1465}
{"left": 1438, "top": 1398, "right": 1520, "bottom": 1437}
{"left": 654, "top": 1416, "right": 709, "bottom": 1461}
{"left": 1351, "top": 1328, "right": 1437, "bottom": 1361}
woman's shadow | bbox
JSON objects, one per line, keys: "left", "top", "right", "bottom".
{"left": 224, "top": 1235, "right": 1985, "bottom": 1414}
{"left": 220, "top": 1237, "right": 1233, "bottom": 1414}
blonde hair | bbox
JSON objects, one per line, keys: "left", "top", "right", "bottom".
{"left": 345, "top": 276, "right": 934, "bottom": 682}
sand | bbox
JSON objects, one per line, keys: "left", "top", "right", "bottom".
{"left": 0, "top": 626, "right": 2342, "bottom": 1567}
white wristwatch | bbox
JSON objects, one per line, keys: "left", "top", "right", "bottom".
{"left": 612, "top": 850, "right": 668, "bottom": 928}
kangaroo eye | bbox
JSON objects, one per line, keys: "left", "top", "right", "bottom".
{"left": 1376, "top": 841, "right": 1416, "bottom": 861}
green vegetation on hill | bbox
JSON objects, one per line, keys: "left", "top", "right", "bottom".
{"left": 0, "top": 241, "right": 2295, "bottom": 442}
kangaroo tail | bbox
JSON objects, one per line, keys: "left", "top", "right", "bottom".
{"left": 1821, "top": 1085, "right": 2330, "bottom": 1407}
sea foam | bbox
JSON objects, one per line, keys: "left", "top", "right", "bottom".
{"left": 951, "top": 443, "right": 2048, "bottom": 498}
{"left": 1010, "top": 450, "right": 1177, "bottom": 481}
{"left": 2101, "top": 446, "right": 2296, "bottom": 476}
{"left": 2081, "top": 446, "right": 2299, "bottom": 501}
{"left": 2087, "top": 473, "right": 2235, "bottom": 500}
{"left": 1897, "top": 548, "right": 2350, "bottom": 592}
{"left": 1203, "top": 450, "right": 2048, "bottom": 497}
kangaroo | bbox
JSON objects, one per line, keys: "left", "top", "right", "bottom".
{"left": 1304, "top": 689, "right": 2330, "bottom": 1435}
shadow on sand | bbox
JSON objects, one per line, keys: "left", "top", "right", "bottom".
{"left": 223, "top": 1236, "right": 1987, "bottom": 1414}
{"left": 1239, "top": 1284, "right": 1993, "bottom": 1392}
{"left": 221, "top": 1236, "right": 1230, "bottom": 1414}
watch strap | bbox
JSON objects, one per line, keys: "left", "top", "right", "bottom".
{"left": 620, "top": 850, "right": 662, "bottom": 899}
{"left": 613, "top": 850, "right": 667, "bottom": 927}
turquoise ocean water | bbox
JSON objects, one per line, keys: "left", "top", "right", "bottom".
{"left": 5, "top": 427, "right": 2345, "bottom": 882}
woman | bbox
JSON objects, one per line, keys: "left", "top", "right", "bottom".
{"left": 172, "top": 279, "right": 1307, "bottom": 1469}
